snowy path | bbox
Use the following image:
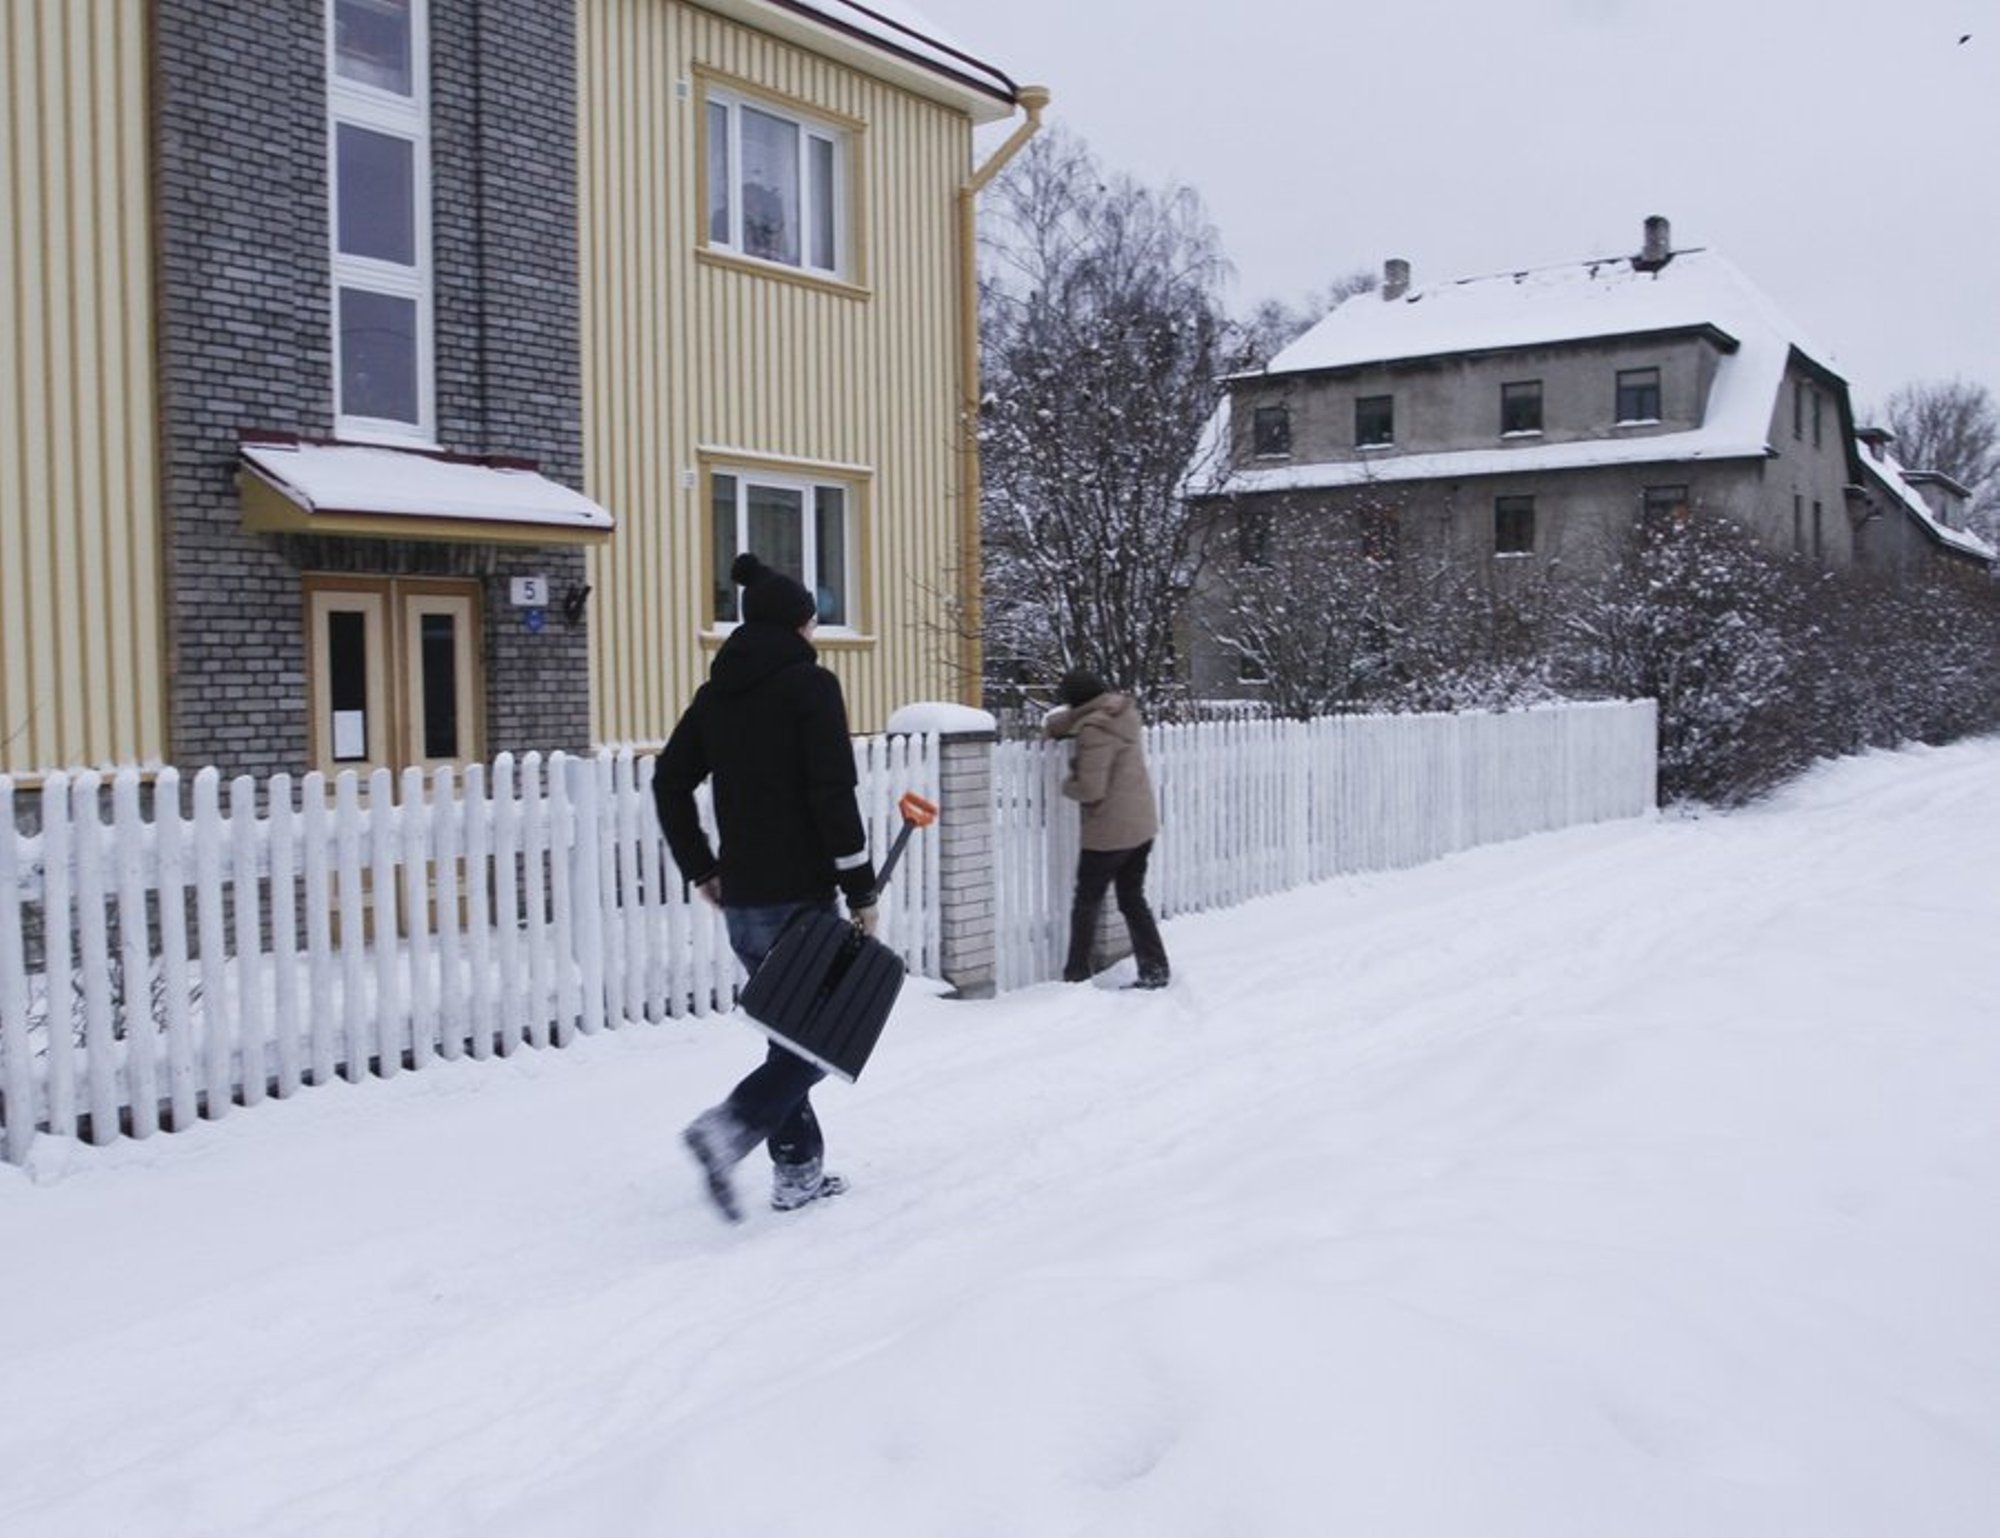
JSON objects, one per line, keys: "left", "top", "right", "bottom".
{"left": 4, "top": 740, "right": 1998, "bottom": 1537}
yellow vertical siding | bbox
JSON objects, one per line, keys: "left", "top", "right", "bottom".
{"left": 0, "top": 0, "right": 164, "bottom": 775}
{"left": 580, "top": 0, "right": 975, "bottom": 742}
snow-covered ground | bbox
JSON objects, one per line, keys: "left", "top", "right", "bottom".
{"left": 5, "top": 739, "right": 1998, "bottom": 1538}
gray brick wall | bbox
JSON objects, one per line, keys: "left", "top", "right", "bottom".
{"left": 152, "top": 0, "right": 588, "bottom": 778}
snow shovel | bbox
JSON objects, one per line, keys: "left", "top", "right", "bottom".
{"left": 736, "top": 790, "right": 938, "bottom": 1083}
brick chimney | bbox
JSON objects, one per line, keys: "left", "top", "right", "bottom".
{"left": 1382, "top": 257, "right": 1410, "bottom": 300}
{"left": 1856, "top": 426, "right": 1893, "bottom": 463}
{"left": 1635, "top": 215, "right": 1672, "bottom": 271}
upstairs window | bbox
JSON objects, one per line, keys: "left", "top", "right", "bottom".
{"left": 710, "top": 468, "right": 855, "bottom": 629}
{"left": 1615, "top": 366, "right": 1661, "bottom": 424}
{"left": 1811, "top": 387, "right": 1823, "bottom": 448}
{"left": 705, "top": 85, "right": 848, "bottom": 279}
{"left": 1251, "top": 405, "right": 1291, "bottom": 458}
{"left": 1495, "top": 494, "right": 1535, "bottom": 555}
{"left": 1355, "top": 394, "right": 1394, "bottom": 448}
{"left": 329, "top": 0, "right": 432, "bottom": 444}
{"left": 1500, "top": 380, "right": 1543, "bottom": 436}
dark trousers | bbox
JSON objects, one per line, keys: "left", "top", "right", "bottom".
{"left": 1065, "top": 840, "right": 1169, "bottom": 981}
{"left": 722, "top": 900, "right": 832, "bottom": 1167}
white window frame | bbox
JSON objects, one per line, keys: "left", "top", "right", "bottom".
{"left": 703, "top": 83, "right": 849, "bottom": 282}
{"left": 327, "top": 0, "right": 435, "bottom": 445}
{"left": 709, "top": 466, "right": 859, "bottom": 634}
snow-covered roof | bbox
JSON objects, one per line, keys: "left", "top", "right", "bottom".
{"left": 1860, "top": 444, "right": 1996, "bottom": 563}
{"left": 240, "top": 439, "right": 614, "bottom": 538}
{"left": 744, "top": 0, "right": 1020, "bottom": 119}
{"left": 1195, "top": 247, "right": 1839, "bottom": 498}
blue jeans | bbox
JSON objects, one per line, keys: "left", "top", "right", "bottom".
{"left": 723, "top": 900, "right": 835, "bottom": 1167}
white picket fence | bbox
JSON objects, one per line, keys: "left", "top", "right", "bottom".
{"left": 991, "top": 699, "right": 1658, "bottom": 989}
{"left": 0, "top": 739, "right": 941, "bottom": 1162}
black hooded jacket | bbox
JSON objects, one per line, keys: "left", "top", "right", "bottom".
{"left": 652, "top": 621, "right": 876, "bottom": 908}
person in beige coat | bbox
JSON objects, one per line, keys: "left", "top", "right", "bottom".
{"left": 1043, "top": 670, "right": 1171, "bottom": 988}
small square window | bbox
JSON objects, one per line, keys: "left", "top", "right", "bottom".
{"left": 1642, "top": 485, "right": 1688, "bottom": 530}
{"left": 1495, "top": 495, "right": 1535, "bottom": 555}
{"left": 1355, "top": 394, "right": 1394, "bottom": 447}
{"left": 1616, "top": 367, "right": 1661, "bottom": 424}
{"left": 1252, "top": 405, "right": 1291, "bottom": 458}
{"left": 1358, "top": 506, "right": 1398, "bottom": 561}
{"left": 1501, "top": 380, "right": 1542, "bottom": 435}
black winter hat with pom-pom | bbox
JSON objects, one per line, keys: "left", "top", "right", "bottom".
{"left": 732, "top": 552, "right": 817, "bottom": 628}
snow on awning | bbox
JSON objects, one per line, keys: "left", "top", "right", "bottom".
{"left": 238, "top": 437, "right": 613, "bottom": 546}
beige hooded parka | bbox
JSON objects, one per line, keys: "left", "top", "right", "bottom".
{"left": 1044, "top": 692, "right": 1160, "bottom": 852}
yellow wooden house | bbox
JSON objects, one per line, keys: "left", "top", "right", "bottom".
{"left": 0, "top": 0, "right": 1038, "bottom": 781}
{"left": 580, "top": 0, "right": 1041, "bottom": 740}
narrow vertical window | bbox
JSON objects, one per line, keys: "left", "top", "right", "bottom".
{"left": 814, "top": 486, "right": 848, "bottom": 626}
{"left": 1238, "top": 507, "right": 1273, "bottom": 566}
{"left": 712, "top": 472, "right": 740, "bottom": 622}
{"left": 419, "top": 611, "right": 459, "bottom": 760}
{"left": 706, "top": 100, "right": 731, "bottom": 246}
{"left": 329, "top": 0, "right": 432, "bottom": 443}
{"left": 1252, "top": 405, "right": 1291, "bottom": 457}
{"left": 808, "top": 134, "right": 837, "bottom": 273}
{"left": 1355, "top": 394, "right": 1394, "bottom": 447}
{"left": 327, "top": 610, "right": 371, "bottom": 762}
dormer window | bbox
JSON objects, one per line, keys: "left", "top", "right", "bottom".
{"left": 1355, "top": 394, "right": 1394, "bottom": 448}
{"left": 1252, "top": 405, "right": 1291, "bottom": 458}
{"left": 1501, "top": 380, "right": 1543, "bottom": 436}
{"left": 1615, "top": 367, "right": 1660, "bottom": 424}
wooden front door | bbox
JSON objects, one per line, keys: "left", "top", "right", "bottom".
{"left": 306, "top": 577, "right": 484, "bottom": 776}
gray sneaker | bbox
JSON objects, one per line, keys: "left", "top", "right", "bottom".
{"left": 771, "top": 1157, "right": 848, "bottom": 1212}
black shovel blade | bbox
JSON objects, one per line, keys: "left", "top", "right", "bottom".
{"left": 737, "top": 909, "right": 907, "bottom": 1082}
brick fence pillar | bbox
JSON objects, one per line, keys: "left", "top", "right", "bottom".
{"left": 934, "top": 728, "right": 998, "bottom": 999}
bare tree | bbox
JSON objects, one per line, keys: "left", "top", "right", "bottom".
{"left": 1233, "top": 268, "right": 1378, "bottom": 371}
{"left": 1880, "top": 377, "right": 2000, "bottom": 538}
{"left": 1199, "top": 493, "right": 1403, "bottom": 717}
{"left": 977, "top": 129, "right": 1235, "bottom": 714}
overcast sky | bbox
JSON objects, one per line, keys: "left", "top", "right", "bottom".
{"left": 917, "top": 0, "right": 1997, "bottom": 414}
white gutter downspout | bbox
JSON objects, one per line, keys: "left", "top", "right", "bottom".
{"left": 954, "top": 84, "right": 1049, "bottom": 702}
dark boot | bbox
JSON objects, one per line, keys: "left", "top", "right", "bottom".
{"left": 683, "top": 1105, "right": 755, "bottom": 1223}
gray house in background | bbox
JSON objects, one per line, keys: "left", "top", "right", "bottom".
{"left": 1184, "top": 216, "right": 1993, "bottom": 698}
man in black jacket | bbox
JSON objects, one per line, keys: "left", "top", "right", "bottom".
{"left": 655, "top": 553, "right": 878, "bottom": 1222}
